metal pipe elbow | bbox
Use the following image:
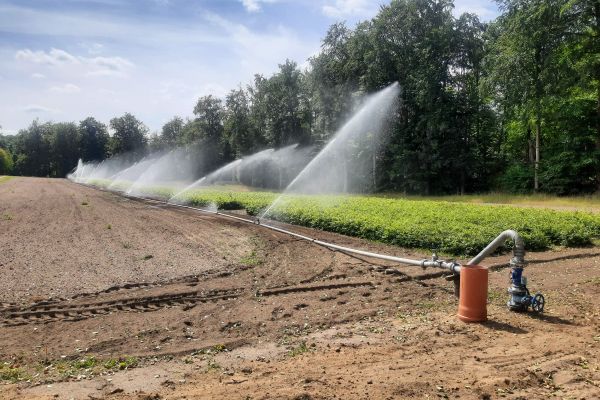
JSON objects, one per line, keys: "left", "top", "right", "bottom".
{"left": 468, "top": 230, "right": 525, "bottom": 266}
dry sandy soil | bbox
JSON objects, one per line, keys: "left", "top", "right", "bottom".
{"left": 0, "top": 177, "right": 599, "bottom": 400}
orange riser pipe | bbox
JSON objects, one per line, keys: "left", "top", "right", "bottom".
{"left": 458, "top": 265, "right": 488, "bottom": 322}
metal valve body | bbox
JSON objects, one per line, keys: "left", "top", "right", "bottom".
{"left": 508, "top": 267, "right": 529, "bottom": 311}
{"left": 507, "top": 267, "right": 545, "bottom": 312}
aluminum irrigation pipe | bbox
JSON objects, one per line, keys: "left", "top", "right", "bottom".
{"left": 104, "top": 186, "right": 540, "bottom": 317}
{"left": 467, "top": 229, "right": 525, "bottom": 267}
{"left": 79, "top": 183, "right": 460, "bottom": 274}
{"left": 258, "top": 221, "right": 460, "bottom": 272}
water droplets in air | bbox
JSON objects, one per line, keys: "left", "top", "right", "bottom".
{"left": 68, "top": 82, "right": 400, "bottom": 219}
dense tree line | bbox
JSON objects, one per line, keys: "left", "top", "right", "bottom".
{"left": 1, "top": 0, "right": 598, "bottom": 195}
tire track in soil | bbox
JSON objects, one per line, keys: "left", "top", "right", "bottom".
{"left": 0, "top": 279, "right": 375, "bottom": 327}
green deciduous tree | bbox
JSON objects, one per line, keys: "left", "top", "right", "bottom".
{"left": 561, "top": 0, "right": 600, "bottom": 189}
{"left": 263, "top": 60, "right": 312, "bottom": 147}
{"left": 0, "top": 147, "right": 13, "bottom": 175}
{"left": 486, "top": 0, "right": 566, "bottom": 191}
{"left": 13, "top": 120, "right": 51, "bottom": 177}
{"left": 224, "top": 87, "right": 254, "bottom": 157}
{"left": 49, "top": 122, "right": 80, "bottom": 177}
{"left": 160, "top": 116, "right": 185, "bottom": 147}
{"left": 189, "top": 95, "right": 232, "bottom": 174}
{"left": 192, "top": 95, "right": 225, "bottom": 142}
{"left": 109, "top": 113, "right": 148, "bottom": 158}
{"left": 79, "top": 117, "right": 109, "bottom": 162}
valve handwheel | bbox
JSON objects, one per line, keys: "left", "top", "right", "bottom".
{"left": 532, "top": 293, "right": 545, "bottom": 313}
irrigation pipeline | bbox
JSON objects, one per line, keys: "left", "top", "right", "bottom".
{"left": 75, "top": 182, "right": 463, "bottom": 274}
{"left": 73, "top": 182, "right": 539, "bottom": 317}
{"left": 80, "top": 183, "right": 524, "bottom": 274}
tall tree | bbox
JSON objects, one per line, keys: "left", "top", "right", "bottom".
{"left": 49, "top": 122, "right": 80, "bottom": 177}
{"left": 561, "top": 0, "right": 600, "bottom": 188}
{"left": 371, "top": 0, "right": 458, "bottom": 194}
{"left": 224, "top": 87, "right": 255, "bottom": 157}
{"left": 248, "top": 75, "right": 270, "bottom": 147}
{"left": 13, "top": 120, "right": 51, "bottom": 177}
{"left": 193, "top": 95, "right": 225, "bottom": 142}
{"left": 109, "top": 113, "right": 148, "bottom": 158}
{"left": 264, "top": 60, "right": 311, "bottom": 146}
{"left": 307, "top": 22, "right": 361, "bottom": 143}
{"left": 191, "top": 95, "right": 231, "bottom": 173}
{"left": 451, "top": 13, "right": 501, "bottom": 193}
{"left": 487, "top": 0, "right": 566, "bottom": 191}
{"left": 79, "top": 117, "right": 109, "bottom": 162}
{"left": 160, "top": 116, "right": 184, "bottom": 147}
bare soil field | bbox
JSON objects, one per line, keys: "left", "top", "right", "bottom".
{"left": 0, "top": 177, "right": 599, "bottom": 399}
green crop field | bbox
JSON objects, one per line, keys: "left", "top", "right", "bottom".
{"left": 84, "top": 180, "right": 600, "bottom": 257}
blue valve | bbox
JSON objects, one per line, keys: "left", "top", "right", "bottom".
{"left": 507, "top": 267, "right": 545, "bottom": 312}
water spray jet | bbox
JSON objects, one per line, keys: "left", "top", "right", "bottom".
{"left": 260, "top": 82, "right": 400, "bottom": 219}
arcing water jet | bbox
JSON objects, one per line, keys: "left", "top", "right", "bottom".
{"left": 127, "top": 147, "right": 199, "bottom": 197}
{"left": 260, "top": 82, "right": 400, "bottom": 219}
{"left": 168, "top": 144, "right": 312, "bottom": 203}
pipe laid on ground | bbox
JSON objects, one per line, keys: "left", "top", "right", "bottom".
{"left": 89, "top": 186, "right": 460, "bottom": 273}
{"left": 77, "top": 182, "right": 538, "bottom": 317}
{"left": 260, "top": 221, "right": 458, "bottom": 270}
{"left": 82, "top": 183, "right": 517, "bottom": 275}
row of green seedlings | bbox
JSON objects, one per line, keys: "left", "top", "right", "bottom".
{"left": 173, "top": 189, "right": 600, "bottom": 256}
{"left": 84, "top": 180, "right": 600, "bottom": 256}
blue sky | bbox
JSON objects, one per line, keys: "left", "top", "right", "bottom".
{"left": 0, "top": 0, "right": 499, "bottom": 134}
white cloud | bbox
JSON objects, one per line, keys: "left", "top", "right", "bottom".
{"left": 31, "top": 73, "right": 45, "bottom": 79}
{"left": 0, "top": 4, "right": 224, "bottom": 47}
{"left": 203, "top": 12, "right": 316, "bottom": 79}
{"left": 240, "top": 0, "right": 277, "bottom": 13}
{"left": 23, "top": 104, "right": 58, "bottom": 113}
{"left": 89, "top": 56, "right": 133, "bottom": 71}
{"left": 49, "top": 83, "right": 81, "bottom": 93}
{"left": 15, "top": 48, "right": 134, "bottom": 78}
{"left": 241, "top": 0, "right": 260, "bottom": 12}
{"left": 322, "top": 0, "right": 378, "bottom": 18}
{"left": 80, "top": 42, "right": 104, "bottom": 55}
{"left": 16, "top": 48, "right": 79, "bottom": 66}
{"left": 86, "top": 56, "right": 134, "bottom": 77}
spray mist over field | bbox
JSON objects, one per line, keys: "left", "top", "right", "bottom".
{"left": 169, "top": 144, "right": 313, "bottom": 202}
{"left": 69, "top": 83, "right": 400, "bottom": 212}
{"left": 260, "top": 82, "right": 400, "bottom": 218}
{"left": 69, "top": 147, "right": 202, "bottom": 196}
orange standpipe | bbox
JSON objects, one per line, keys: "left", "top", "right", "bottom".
{"left": 457, "top": 265, "right": 489, "bottom": 322}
